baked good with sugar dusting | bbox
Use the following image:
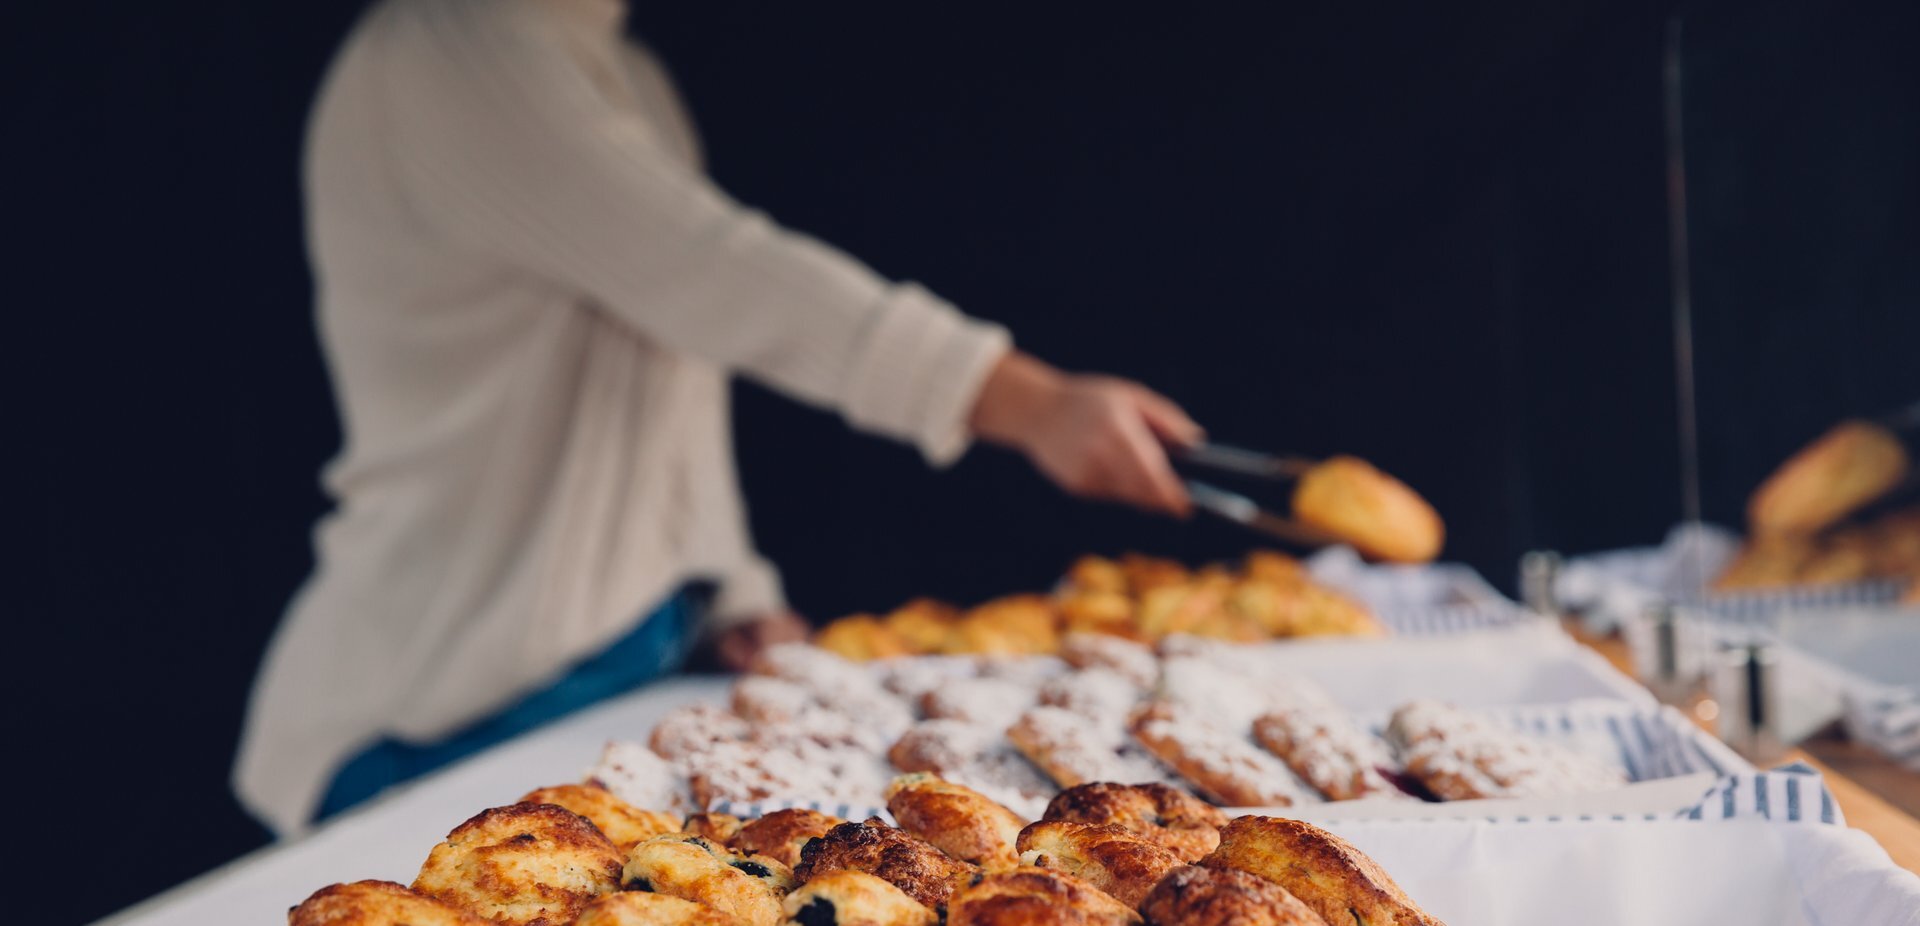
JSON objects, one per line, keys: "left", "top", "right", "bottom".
{"left": 518, "top": 783, "right": 679, "bottom": 851}
{"left": 571, "top": 891, "right": 737, "bottom": 926}
{"left": 1137, "top": 865, "right": 1327, "bottom": 926}
{"left": 623, "top": 834, "right": 795, "bottom": 926}
{"left": 1127, "top": 702, "right": 1318, "bottom": 808}
{"left": 781, "top": 869, "right": 937, "bottom": 926}
{"left": 1015, "top": 821, "right": 1181, "bottom": 908}
{"left": 1008, "top": 707, "right": 1177, "bottom": 791}
{"left": 1387, "top": 701, "right": 1623, "bottom": 801}
{"left": 947, "top": 868, "right": 1142, "bottom": 926}
{"left": 412, "top": 803, "right": 623, "bottom": 926}
{"left": 1202, "top": 816, "right": 1443, "bottom": 926}
{"left": 795, "top": 819, "right": 979, "bottom": 913}
{"left": 289, "top": 880, "right": 488, "bottom": 926}
{"left": 1040, "top": 782, "right": 1226, "bottom": 862}
{"left": 1250, "top": 710, "right": 1403, "bottom": 802}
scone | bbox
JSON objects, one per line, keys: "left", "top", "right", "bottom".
{"left": 289, "top": 880, "right": 487, "bottom": 926}
{"left": 1202, "top": 816, "right": 1442, "bottom": 926}
{"left": 947, "top": 868, "right": 1142, "bottom": 926}
{"left": 794, "top": 819, "right": 979, "bottom": 912}
{"left": 730, "top": 808, "right": 845, "bottom": 869}
{"left": 1749, "top": 420, "right": 1910, "bottom": 535}
{"left": 885, "top": 773, "right": 1028, "bottom": 869}
{"left": 572, "top": 891, "right": 736, "bottom": 926}
{"left": 519, "top": 783, "right": 679, "bottom": 850}
{"left": 884, "top": 599, "right": 962, "bottom": 653}
{"left": 781, "top": 869, "right": 937, "bottom": 926}
{"left": 1041, "top": 782, "right": 1227, "bottom": 862}
{"left": 1137, "top": 865, "right": 1325, "bottom": 926}
{"left": 683, "top": 812, "right": 745, "bottom": 845}
{"left": 624, "top": 834, "right": 795, "bottom": 926}
{"left": 413, "top": 803, "right": 623, "bottom": 926}
{"left": 1015, "top": 821, "right": 1181, "bottom": 908}
{"left": 1290, "top": 456, "right": 1444, "bottom": 564}
{"left": 815, "top": 615, "right": 917, "bottom": 662}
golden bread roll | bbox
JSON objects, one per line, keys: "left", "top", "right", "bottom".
{"left": 684, "top": 812, "right": 746, "bottom": 845}
{"left": 1290, "top": 456, "right": 1444, "bottom": 563}
{"left": 1057, "top": 591, "right": 1139, "bottom": 639}
{"left": 884, "top": 599, "right": 961, "bottom": 653}
{"left": 947, "top": 868, "right": 1142, "bottom": 926}
{"left": 412, "top": 803, "right": 622, "bottom": 926}
{"left": 518, "top": 783, "right": 678, "bottom": 851}
{"left": 1041, "top": 782, "right": 1225, "bottom": 863}
{"left": 1117, "top": 555, "right": 1191, "bottom": 594}
{"left": 1015, "top": 821, "right": 1182, "bottom": 908}
{"left": 572, "top": 891, "right": 736, "bottom": 926}
{"left": 795, "top": 819, "right": 979, "bottom": 913}
{"left": 1749, "top": 421, "right": 1910, "bottom": 536}
{"left": 289, "top": 880, "right": 488, "bottom": 926}
{"left": 1136, "top": 865, "right": 1325, "bottom": 926}
{"left": 781, "top": 869, "right": 938, "bottom": 926}
{"left": 730, "top": 808, "right": 845, "bottom": 869}
{"left": 1202, "top": 816, "right": 1443, "bottom": 926}
{"left": 624, "top": 834, "right": 795, "bottom": 926}
{"left": 1065, "top": 555, "right": 1131, "bottom": 595}
{"left": 814, "top": 615, "right": 917, "bottom": 662}
{"left": 943, "top": 595, "right": 1061, "bottom": 656}
{"left": 1134, "top": 582, "right": 1228, "bottom": 640}
{"left": 1242, "top": 550, "right": 1308, "bottom": 586}
{"left": 884, "top": 773, "right": 1028, "bottom": 869}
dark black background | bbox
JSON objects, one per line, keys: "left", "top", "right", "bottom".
{"left": 11, "top": 1, "right": 1916, "bottom": 922}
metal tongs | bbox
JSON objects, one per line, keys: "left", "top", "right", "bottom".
{"left": 1176, "top": 443, "right": 1340, "bottom": 547}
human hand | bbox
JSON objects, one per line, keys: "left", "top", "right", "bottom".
{"left": 712, "top": 609, "right": 811, "bottom": 672}
{"left": 969, "top": 351, "right": 1202, "bottom": 516}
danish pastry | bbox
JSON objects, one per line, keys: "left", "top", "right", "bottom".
{"left": 289, "top": 880, "right": 487, "bottom": 926}
{"left": 1015, "top": 821, "right": 1181, "bottom": 908}
{"left": 1136, "top": 865, "right": 1325, "bottom": 926}
{"left": 883, "top": 599, "right": 962, "bottom": 654}
{"left": 1056, "top": 633, "right": 1159, "bottom": 689}
{"left": 412, "top": 803, "right": 623, "bottom": 926}
{"left": 814, "top": 615, "right": 917, "bottom": 662}
{"left": 1038, "top": 669, "right": 1144, "bottom": 724}
{"left": 623, "top": 834, "right": 795, "bottom": 926}
{"left": 781, "top": 869, "right": 937, "bottom": 926}
{"left": 518, "top": 783, "right": 679, "bottom": 851}
{"left": 944, "top": 596, "right": 1062, "bottom": 656}
{"left": 683, "top": 812, "right": 745, "bottom": 844}
{"left": 1387, "top": 701, "right": 1623, "bottom": 801}
{"left": 1040, "top": 782, "right": 1226, "bottom": 863}
{"left": 947, "top": 868, "right": 1142, "bottom": 926}
{"left": 572, "top": 891, "right": 736, "bottom": 926}
{"left": 884, "top": 773, "right": 1028, "bottom": 870}
{"left": 1128, "top": 702, "right": 1317, "bottom": 807}
{"left": 1008, "top": 707, "right": 1176, "bottom": 791}
{"left": 1202, "top": 815, "right": 1442, "bottom": 926}
{"left": 1749, "top": 420, "right": 1910, "bottom": 536}
{"left": 730, "top": 808, "right": 844, "bottom": 869}
{"left": 887, "top": 720, "right": 1057, "bottom": 816}
{"left": 921, "top": 677, "right": 1039, "bottom": 729}
{"left": 1291, "top": 455, "right": 1444, "bottom": 564}
{"left": 1117, "top": 554, "right": 1191, "bottom": 594}
{"left": 1065, "top": 555, "right": 1131, "bottom": 595}
{"left": 1250, "top": 709, "right": 1402, "bottom": 802}
{"left": 794, "top": 819, "right": 979, "bottom": 912}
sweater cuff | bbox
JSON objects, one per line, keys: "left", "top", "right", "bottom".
{"left": 839, "top": 283, "right": 1012, "bottom": 468}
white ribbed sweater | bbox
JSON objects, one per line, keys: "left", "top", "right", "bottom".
{"left": 234, "top": 0, "right": 1009, "bottom": 836}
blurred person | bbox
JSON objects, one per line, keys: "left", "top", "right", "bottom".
{"left": 235, "top": 0, "right": 1200, "bottom": 836}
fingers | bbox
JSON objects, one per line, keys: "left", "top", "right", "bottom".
{"left": 1105, "top": 408, "right": 1193, "bottom": 517}
{"left": 1130, "top": 386, "right": 1205, "bottom": 449}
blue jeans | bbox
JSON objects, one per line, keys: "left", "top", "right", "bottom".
{"left": 316, "top": 590, "right": 701, "bottom": 822}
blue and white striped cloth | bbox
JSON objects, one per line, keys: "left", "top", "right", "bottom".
{"left": 1680, "top": 763, "right": 1844, "bottom": 824}
{"left": 1845, "top": 689, "right": 1920, "bottom": 772}
{"left": 1374, "top": 601, "right": 1542, "bottom": 637}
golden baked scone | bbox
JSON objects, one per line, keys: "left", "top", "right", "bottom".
{"left": 1288, "top": 584, "right": 1385, "bottom": 637}
{"left": 781, "top": 869, "right": 937, "bottom": 926}
{"left": 795, "top": 819, "right": 979, "bottom": 912}
{"left": 1041, "top": 782, "right": 1226, "bottom": 863}
{"left": 1118, "top": 554, "right": 1191, "bottom": 594}
{"left": 684, "top": 812, "right": 745, "bottom": 845}
{"left": 1136, "top": 865, "right": 1325, "bottom": 926}
{"left": 1290, "top": 456, "right": 1444, "bottom": 564}
{"left": 1015, "top": 821, "right": 1181, "bottom": 908}
{"left": 572, "top": 891, "right": 736, "bottom": 926}
{"left": 413, "top": 802, "right": 623, "bottom": 926}
{"left": 1242, "top": 550, "right": 1308, "bottom": 586}
{"left": 518, "top": 783, "right": 679, "bottom": 851}
{"left": 289, "top": 880, "right": 488, "bottom": 926}
{"left": 730, "top": 808, "right": 845, "bottom": 869}
{"left": 1057, "top": 590, "right": 1139, "bottom": 639}
{"left": 884, "top": 773, "right": 1028, "bottom": 870}
{"left": 1065, "top": 555, "right": 1131, "bottom": 595}
{"left": 1749, "top": 420, "right": 1910, "bottom": 536}
{"left": 1134, "top": 582, "right": 1228, "bottom": 640}
{"left": 1202, "top": 816, "right": 1443, "bottom": 926}
{"left": 624, "top": 834, "right": 795, "bottom": 926}
{"left": 814, "top": 615, "right": 917, "bottom": 662}
{"left": 884, "top": 599, "right": 961, "bottom": 653}
{"left": 947, "top": 869, "right": 1142, "bottom": 926}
